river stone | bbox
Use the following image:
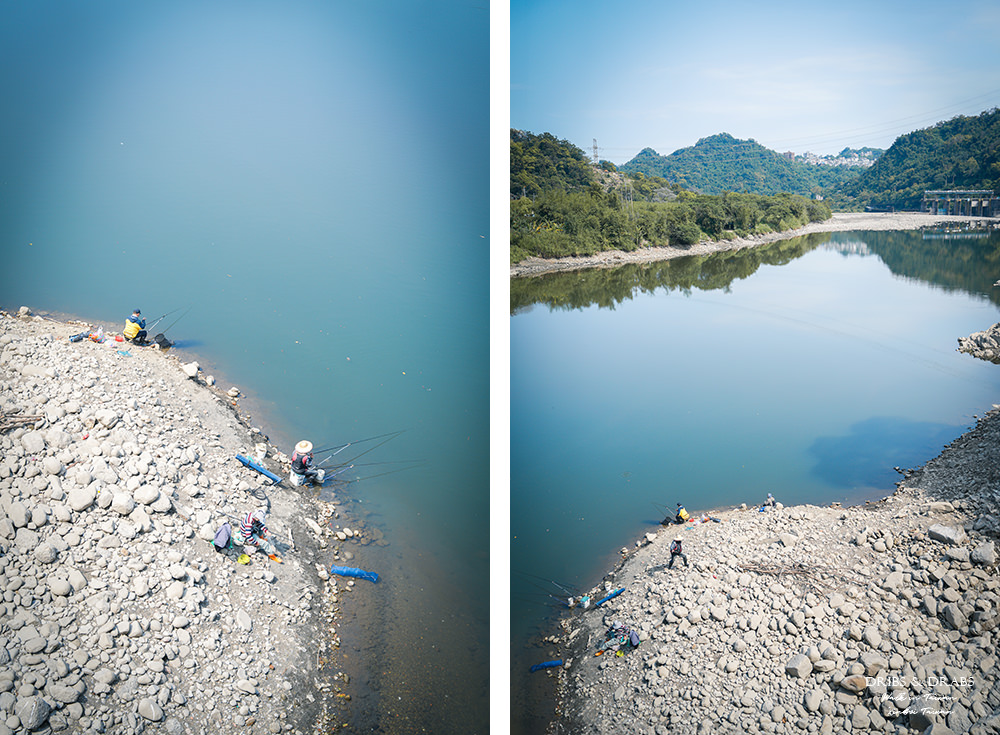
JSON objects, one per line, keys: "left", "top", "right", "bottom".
{"left": 8, "top": 501, "right": 29, "bottom": 528}
{"left": 34, "top": 542, "right": 57, "bottom": 564}
{"left": 21, "top": 431, "right": 46, "bottom": 454}
{"left": 134, "top": 485, "right": 159, "bottom": 505}
{"left": 67, "top": 485, "right": 97, "bottom": 511}
{"left": 14, "top": 527, "right": 39, "bottom": 551}
{"left": 862, "top": 626, "right": 881, "bottom": 648}
{"left": 236, "top": 610, "right": 252, "bottom": 631}
{"left": 908, "top": 694, "right": 938, "bottom": 730}
{"left": 841, "top": 675, "right": 868, "bottom": 694}
{"left": 804, "top": 690, "right": 823, "bottom": 712}
{"left": 111, "top": 492, "right": 135, "bottom": 515}
{"left": 46, "top": 684, "right": 80, "bottom": 704}
{"left": 941, "top": 603, "right": 968, "bottom": 630}
{"left": 49, "top": 578, "right": 71, "bottom": 596}
{"left": 785, "top": 654, "right": 812, "bottom": 678}
{"left": 971, "top": 541, "right": 996, "bottom": 566}
{"left": 928, "top": 524, "right": 966, "bottom": 545}
{"left": 42, "top": 457, "right": 63, "bottom": 476}
{"left": 15, "top": 695, "right": 51, "bottom": 729}
{"left": 138, "top": 698, "right": 164, "bottom": 721}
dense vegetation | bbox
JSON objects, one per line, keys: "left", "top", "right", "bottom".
{"left": 846, "top": 108, "right": 1000, "bottom": 211}
{"left": 510, "top": 129, "right": 595, "bottom": 199}
{"left": 620, "top": 133, "right": 863, "bottom": 197}
{"left": 510, "top": 130, "right": 831, "bottom": 264}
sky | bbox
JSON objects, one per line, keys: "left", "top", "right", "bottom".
{"left": 509, "top": 0, "right": 1000, "bottom": 163}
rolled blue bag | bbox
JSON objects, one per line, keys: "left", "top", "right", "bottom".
{"left": 329, "top": 565, "right": 379, "bottom": 583}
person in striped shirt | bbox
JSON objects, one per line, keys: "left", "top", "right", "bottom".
{"left": 240, "top": 508, "right": 277, "bottom": 557}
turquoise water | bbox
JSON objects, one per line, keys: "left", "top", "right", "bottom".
{"left": 0, "top": 2, "right": 488, "bottom": 732}
{"left": 510, "top": 228, "right": 1000, "bottom": 732}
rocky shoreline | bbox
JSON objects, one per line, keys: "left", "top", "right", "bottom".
{"left": 511, "top": 212, "right": 1000, "bottom": 278}
{"left": 0, "top": 308, "right": 372, "bottom": 734}
{"left": 547, "top": 394, "right": 1000, "bottom": 734}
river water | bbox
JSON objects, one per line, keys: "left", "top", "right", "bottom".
{"left": 510, "top": 226, "right": 1000, "bottom": 733}
{"left": 0, "top": 2, "right": 488, "bottom": 732}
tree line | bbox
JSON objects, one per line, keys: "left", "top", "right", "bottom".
{"left": 511, "top": 176, "right": 831, "bottom": 264}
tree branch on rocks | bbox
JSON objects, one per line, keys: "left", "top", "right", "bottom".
{"left": 736, "top": 561, "right": 848, "bottom": 592}
{"left": 0, "top": 411, "right": 42, "bottom": 432}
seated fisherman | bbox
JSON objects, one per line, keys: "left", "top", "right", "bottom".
{"left": 290, "top": 440, "right": 325, "bottom": 486}
{"left": 674, "top": 503, "right": 690, "bottom": 525}
{"left": 240, "top": 508, "right": 278, "bottom": 557}
{"left": 123, "top": 309, "right": 148, "bottom": 345}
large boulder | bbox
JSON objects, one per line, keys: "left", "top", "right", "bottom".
{"left": 15, "top": 696, "right": 51, "bottom": 730}
{"left": 971, "top": 541, "right": 996, "bottom": 566}
{"left": 928, "top": 524, "right": 967, "bottom": 545}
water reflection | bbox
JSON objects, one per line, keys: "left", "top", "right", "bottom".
{"left": 808, "top": 416, "right": 964, "bottom": 491}
{"left": 512, "top": 228, "right": 1000, "bottom": 311}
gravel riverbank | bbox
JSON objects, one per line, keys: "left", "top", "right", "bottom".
{"left": 511, "top": 212, "right": 1000, "bottom": 279}
{"left": 548, "top": 401, "right": 1000, "bottom": 735}
{"left": 0, "top": 308, "right": 369, "bottom": 734}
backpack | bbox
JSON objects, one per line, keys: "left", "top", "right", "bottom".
{"left": 213, "top": 523, "right": 232, "bottom": 553}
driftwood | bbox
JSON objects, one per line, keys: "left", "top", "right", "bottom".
{"left": 0, "top": 411, "right": 42, "bottom": 433}
{"left": 736, "top": 561, "right": 847, "bottom": 593}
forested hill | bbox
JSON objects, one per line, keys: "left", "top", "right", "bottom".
{"left": 620, "top": 133, "right": 861, "bottom": 197}
{"left": 846, "top": 107, "right": 1000, "bottom": 211}
{"left": 510, "top": 129, "right": 595, "bottom": 198}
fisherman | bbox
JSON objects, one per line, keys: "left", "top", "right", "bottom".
{"left": 290, "top": 440, "right": 325, "bottom": 486}
{"left": 763, "top": 492, "right": 776, "bottom": 510}
{"left": 240, "top": 508, "right": 280, "bottom": 560}
{"left": 674, "top": 503, "right": 690, "bottom": 525}
{"left": 668, "top": 536, "right": 689, "bottom": 568}
{"left": 123, "top": 308, "right": 148, "bottom": 345}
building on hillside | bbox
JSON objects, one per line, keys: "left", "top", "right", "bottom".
{"left": 922, "top": 190, "right": 999, "bottom": 217}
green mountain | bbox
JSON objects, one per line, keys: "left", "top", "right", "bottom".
{"left": 510, "top": 129, "right": 595, "bottom": 198}
{"left": 846, "top": 107, "right": 1000, "bottom": 210}
{"left": 620, "top": 133, "right": 861, "bottom": 196}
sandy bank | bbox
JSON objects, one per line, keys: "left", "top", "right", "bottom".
{"left": 0, "top": 308, "right": 373, "bottom": 734}
{"left": 511, "top": 212, "right": 1000, "bottom": 279}
{"left": 547, "top": 402, "right": 1000, "bottom": 734}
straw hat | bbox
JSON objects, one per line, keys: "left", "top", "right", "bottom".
{"left": 674, "top": 536, "right": 682, "bottom": 542}
{"left": 295, "top": 440, "right": 313, "bottom": 454}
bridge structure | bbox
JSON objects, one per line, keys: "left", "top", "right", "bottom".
{"left": 922, "top": 190, "right": 999, "bottom": 217}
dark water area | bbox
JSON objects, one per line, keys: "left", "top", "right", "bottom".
{"left": 510, "top": 227, "right": 1000, "bottom": 733}
{"left": 0, "top": 3, "right": 489, "bottom": 732}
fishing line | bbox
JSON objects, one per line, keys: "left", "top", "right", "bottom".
{"left": 514, "top": 570, "right": 580, "bottom": 595}
{"left": 694, "top": 292, "right": 996, "bottom": 388}
{"left": 159, "top": 306, "right": 191, "bottom": 335}
{"left": 313, "top": 430, "right": 406, "bottom": 456}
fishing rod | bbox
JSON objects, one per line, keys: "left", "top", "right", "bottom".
{"left": 145, "top": 307, "right": 184, "bottom": 332}
{"left": 157, "top": 306, "right": 191, "bottom": 336}
{"left": 312, "top": 430, "right": 406, "bottom": 456}
{"left": 324, "top": 432, "right": 408, "bottom": 470}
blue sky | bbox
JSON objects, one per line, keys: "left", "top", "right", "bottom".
{"left": 509, "top": 0, "right": 1000, "bottom": 163}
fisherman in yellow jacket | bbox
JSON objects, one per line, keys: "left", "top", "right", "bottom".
{"left": 123, "top": 309, "right": 148, "bottom": 345}
{"left": 674, "top": 503, "right": 690, "bottom": 525}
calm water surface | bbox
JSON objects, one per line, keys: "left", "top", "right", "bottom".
{"left": 0, "top": 3, "right": 488, "bottom": 732}
{"left": 510, "top": 227, "right": 1000, "bottom": 733}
